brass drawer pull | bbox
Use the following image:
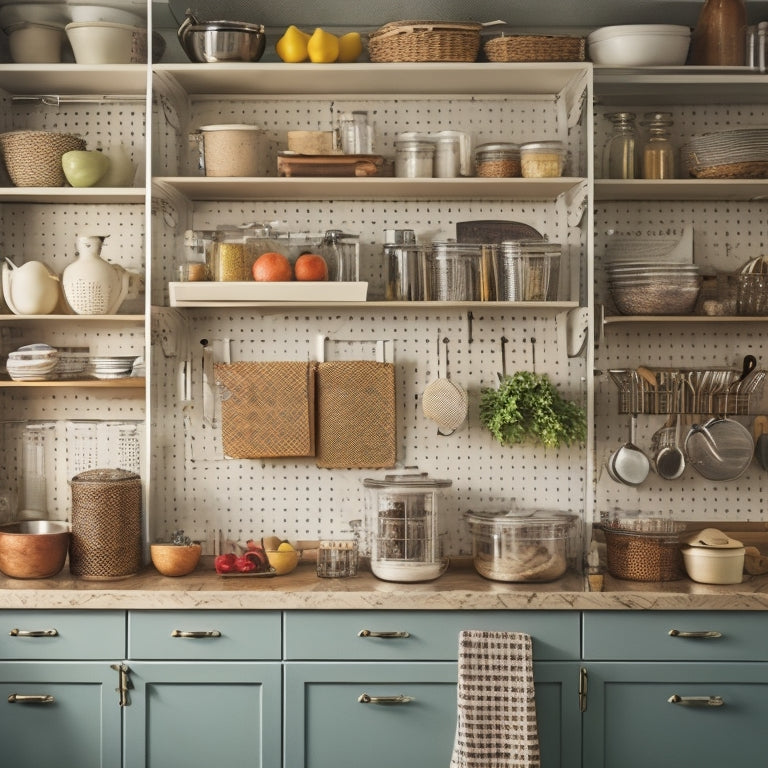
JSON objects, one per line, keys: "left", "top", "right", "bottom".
{"left": 668, "top": 694, "right": 724, "bottom": 707}
{"left": 171, "top": 630, "right": 222, "bottom": 638}
{"left": 9, "top": 628, "right": 58, "bottom": 638}
{"left": 668, "top": 629, "right": 723, "bottom": 639}
{"left": 357, "top": 630, "right": 410, "bottom": 639}
{"left": 357, "top": 693, "right": 414, "bottom": 705}
{"left": 8, "top": 694, "right": 55, "bottom": 704}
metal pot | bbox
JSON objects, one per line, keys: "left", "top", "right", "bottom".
{"left": 177, "top": 10, "right": 265, "bottom": 63}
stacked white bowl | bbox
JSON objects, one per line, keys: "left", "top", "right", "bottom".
{"left": 6, "top": 344, "right": 59, "bottom": 381}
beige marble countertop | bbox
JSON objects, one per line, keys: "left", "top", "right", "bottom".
{"left": 2, "top": 557, "right": 768, "bottom": 611}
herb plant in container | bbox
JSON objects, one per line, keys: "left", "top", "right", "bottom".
{"left": 150, "top": 530, "right": 202, "bottom": 577}
{"left": 479, "top": 371, "right": 586, "bottom": 449}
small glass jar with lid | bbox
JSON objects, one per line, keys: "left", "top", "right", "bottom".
{"left": 211, "top": 227, "right": 252, "bottom": 282}
{"left": 603, "top": 112, "right": 639, "bottom": 179}
{"left": 520, "top": 141, "right": 567, "bottom": 177}
{"left": 641, "top": 112, "right": 675, "bottom": 179}
{"left": 395, "top": 139, "right": 435, "bottom": 178}
{"left": 178, "top": 229, "right": 213, "bottom": 281}
{"left": 474, "top": 142, "right": 521, "bottom": 177}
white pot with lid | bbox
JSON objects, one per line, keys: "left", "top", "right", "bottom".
{"left": 681, "top": 527, "right": 745, "bottom": 584}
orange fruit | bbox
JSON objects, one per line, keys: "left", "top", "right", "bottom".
{"left": 252, "top": 252, "right": 293, "bottom": 281}
{"left": 294, "top": 253, "right": 328, "bottom": 281}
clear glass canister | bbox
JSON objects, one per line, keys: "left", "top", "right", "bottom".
{"left": 474, "top": 142, "right": 521, "bottom": 177}
{"left": 497, "top": 240, "right": 562, "bottom": 301}
{"left": 320, "top": 229, "right": 360, "bottom": 282}
{"left": 395, "top": 139, "right": 435, "bottom": 178}
{"left": 520, "top": 140, "right": 567, "bottom": 177}
{"left": 384, "top": 242, "right": 428, "bottom": 300}
{"left": 603, "top": 112, "right": 639, "bottom": 179}
{"left": 641, "top": 112, "right": 675, "bottom": 179}
{"left": 425, "top": 242, "right": 497, "bottom": 301}
{"left": 362, "top": 470, "right": 451, "bottom": 583}
{"left": 212, "top": 227, "right": 251, "bottom": 281}
{"left": 178, "top": 229, "right": 213, "bottom": 281}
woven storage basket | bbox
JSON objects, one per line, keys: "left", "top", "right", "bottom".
{"left": 0, "top": 130, "right": 85, "bottom": 187}
{"left": 70, "top": 468, "right": 142, "bottom": 580}
{"left": 603, "top": 527, "right": 685, "bottom": 581}
{"left": 368, "top": 20, "right": 482, "bottom": 62}
{"left": 484, "top": 34, "right": 585, "bottom": 62}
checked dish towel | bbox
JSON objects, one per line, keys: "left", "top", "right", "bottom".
{"left": 450, "top": 630, "right": 541, "bottom": 768}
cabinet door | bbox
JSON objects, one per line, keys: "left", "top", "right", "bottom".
{"left": 125, "top": 661, "right": 281, "bottom": 768}
{"left": 0, "top": 661, "right": 121, "bottom": 768}
{"left": 583, "top": 662, "right": 768, "bottom": 768}
{"left": 285, "top": 661, "right": 580, "bottom": 768}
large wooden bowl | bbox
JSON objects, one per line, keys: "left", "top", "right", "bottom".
{"left": 150, "top": 543, "right": 202, "bottom": 576}
{"left": 0, "top": 520, "right": 70, "bottom": 579}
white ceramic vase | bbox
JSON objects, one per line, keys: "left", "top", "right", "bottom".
{"left": 62, "top": 235, "right": 129, "bottom": 315}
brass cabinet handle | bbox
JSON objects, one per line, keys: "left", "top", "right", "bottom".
{"left": 357, "top": 693, "right": 414, "bottom": 705}
{"left": 8, "top": 694, "right": 55, "bottom": 704}
{"left": 8, "top": 628, "right": 58, "bottom": 638}
{"left": 357, "top": 630, "right": 410, "bottom": 639}
{"left": 170, "top": 630, "right": 222, "bottom": 638}
{"left": 668, "top": 629, "right": 723, "bottom": 639}
{"left": 668, "top": 694, "right": 724, "bottom": 707}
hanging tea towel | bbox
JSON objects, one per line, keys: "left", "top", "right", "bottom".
{"left": 450, "top": 630, "right": 541, "bottom": 768}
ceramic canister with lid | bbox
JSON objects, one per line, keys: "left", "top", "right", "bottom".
{"left": 362, "top": 470, "right": 451, "bottom": 582}
{"left": 69, "top": 468, "right": 142, "bottom": 579}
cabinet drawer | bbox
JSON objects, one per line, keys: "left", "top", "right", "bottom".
{"left": 583, "top": 611, "right": 768, "bottom": 661}
{"left": 128, "top": 611, "right": 281, "bottom": 660}
{"left": 284, "top": 610, "right": 580, "bottom": 661}
{"left": 0, "top": 610, "right": 125, "bottom": 660}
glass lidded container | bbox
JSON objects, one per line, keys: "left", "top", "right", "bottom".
{"left": 465, "top": 508, "right": 577, "bottom": 582}
{"left": 425, "top": 241, "right": 497, "bottom": 301}
{"left": 603, "top": 112, "right": 639, "bottom": 179}
{"left": 496, "top": 240, "right": 562, "bottom": 301}
{"left": 474, "top": 142, "right": 521, "bottom": 177}
{"left": 362, "top": 470, "right": 452, "bottom": 582}
{"left": 520, "top": 140, "right": 567, "bottom": 177}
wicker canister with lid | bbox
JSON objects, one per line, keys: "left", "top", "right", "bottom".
{"left": 70, "top": 468, "right": 142, "bottom": 580}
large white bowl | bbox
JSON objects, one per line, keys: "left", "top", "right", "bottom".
{"left": 67, "top": 4, "right": 145, "bottom": 27}
{"left": 588, "top": 24, "right": 691, "bottom": 67}
{"left": 65, "top": 20, "right": 147, "bottom": 63}
{"left": 0, "top": 3, "right": 69, "bottom": 32}
{"left": 7, "top": 21, "right": 65, "bottom": 63}
{"left": 682, "top": 545, "right": 745, "bottom": 584}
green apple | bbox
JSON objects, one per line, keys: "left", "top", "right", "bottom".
{"left": 61, "top": 150, "right": 110, "bottom": 187}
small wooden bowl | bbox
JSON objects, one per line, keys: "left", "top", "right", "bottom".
{"left": 265, "top": 549, "right": 300, "bottom": 575}
{"left": 150, "top": 543, "right": 202, "bottom": 576}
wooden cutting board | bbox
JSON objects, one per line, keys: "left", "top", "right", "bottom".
{"left": 277, "top": 152, "right": 392, "bottom": 177}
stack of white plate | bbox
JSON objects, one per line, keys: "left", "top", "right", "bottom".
{"left": 87, "top": 356, "right": 137, "bottom": 380}
{"left": 607, "top": 260, "right": 702, "bottom": 315}
{"left": 55, "top": 348, "right": 90, "bottom": 380}
{"left": 681, "top": 128, "right": 768, "bottom": 178}
{"left": 6, "top": 344, "right": 59, "bottom": 381}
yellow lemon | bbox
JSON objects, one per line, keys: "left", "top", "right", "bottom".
{"left": 277, "top": 540, "right": 295, "bottom": 552}
{"left": 337, "top": 32, "right": 363, "bottom": 63}
{"left": 307, "top": 27, "right": 339, "bottom": 63}
{"left": 276, "top": 25, "right": 310, "bottom": 63}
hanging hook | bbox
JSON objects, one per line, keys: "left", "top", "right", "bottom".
{"left": 530, "top": 337, "right": 537, "bottom": 372}
{"left": 466, "top": 311, "right": 474, "bottom": 344}
{"left": 499, "top": 336, "right": 508, "bottom": 380}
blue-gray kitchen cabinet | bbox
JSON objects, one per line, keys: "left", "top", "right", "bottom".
{"left": 124, "top": 610, "right": 283, "bottom": 768}
{"left": 0, "top": 610, "right": 125, "bottom": 768}
{"left": 283, "top": 610, "right": 582, "bottom": 768}
{"left": 581, "top": 611, "right": 768, "bottom": 768}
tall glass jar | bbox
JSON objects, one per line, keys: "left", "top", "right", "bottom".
{"left": 603, "top": 112, "right": 639, "bottom": 179}
{"left": 641, "top": 112, "right": 675, "bottom": 180}
{"left": 690, "top": 0, "right": 747, "bottom": 65}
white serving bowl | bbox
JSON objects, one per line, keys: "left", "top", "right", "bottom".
{"left": 7, "top": 21, "right": 65, "bottom": 63}
{"left": 0, "top": 3, "right": 69, "bottom": 31}
{"left": 65, "top": 21, "right": 147, "bottom": 64}
{"left": 67, "top": 5, "right": 145, "bottom": 27}
{"left": 588, "top": 24, "right": 691, "bottom": 67}
{"left": 682, "top": 545, "right": 745, "bottom": 584}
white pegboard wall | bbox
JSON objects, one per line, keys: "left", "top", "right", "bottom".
{"left": 149, "top": 307, "right": 588, "bottom": 553}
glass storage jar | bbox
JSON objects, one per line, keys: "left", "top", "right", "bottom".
{"left": 603, "top": 112, "right": 639, "bottom": 179}
{"left": 425, "top": 242, "right": 497, "bottom": 301}
{"left": 496, "top": 240, "right": 562, "bottom": 301}
{"left": 178, "top": 229, "right": 213, "bottom": 281}
{"left": 211, "top": 227, "right": 251, "bottom": 281}
{"left": 474, "top": 142, "right": 521, "bottom": 177}
{"left": 520, "top": 140, "right": 567, "bottom": 177}
{"left": 641, "top": 112, "right": 675, "bottom": 179}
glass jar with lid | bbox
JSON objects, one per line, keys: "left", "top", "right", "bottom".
{"left": 474, "top": 142, "right": 521, "bottom": 177}
{"left": 520, "top": 141, "right": 567, "bottom": 177}
{"left": 211, "top": 227, "right": 251, "bottom": 282}
{"left": 641, "top": 112, "right": 675, "bottom": 179}
{"left": 178, "top": 229, "right": 214, "bottom": 281}
{"left": 603, "top": 112, "right": 639, "bottom": 179}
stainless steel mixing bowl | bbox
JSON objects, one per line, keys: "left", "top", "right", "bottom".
{"left": 178, "top": 12, "right": 266, "bottom": 63}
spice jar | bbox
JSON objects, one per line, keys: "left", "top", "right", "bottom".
{"left": 395, "top": 139, "right": 435, "bottom": 177}
{"left": 641, "top": 112, "right": 675, "bottom": 179}
{"left": 474, "top": 142, "right": 520, "bottom": 177}
{"left": 520, "top": 141, "right": 566, "bottom": 177}
{"left": 603, "top": 112, "right": 639, "bottom": 179}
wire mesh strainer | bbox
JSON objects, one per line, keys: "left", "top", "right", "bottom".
{"left": 422, "top": 336, "right": 468, "bottom": 435}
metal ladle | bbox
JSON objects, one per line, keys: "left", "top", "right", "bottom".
{"left": 609, "top": 413, "right": 650, "bottom": 486}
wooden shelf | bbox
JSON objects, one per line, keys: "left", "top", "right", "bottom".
{"left": 0, "top": 378, "right": 145, "bottom": 389}
{"left": 604, "top": 315, "right": 768, "bottom": 325}
{"left": 169, "top": 299, "right": 579, "bottom": 311}
{"left": 0, "top": 64, "right": 148, "bottom": 96}
{"left": 0, "top": 314, "right": 144, "bottom": 323}
{"left": 595, "top": 179, "right": 768, "bottom": 202}
{"left": 0, "top": 188, "right": 146, "bottom": 204}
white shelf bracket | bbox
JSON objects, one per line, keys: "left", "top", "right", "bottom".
{"left": 562, "top": 68, "right": 590, "bottom": 129}
{"left": 561, "top": 306, "right": 590, "bottom": 358}
{"left": 561, "top": 180, "right": 589, "bottom": 229}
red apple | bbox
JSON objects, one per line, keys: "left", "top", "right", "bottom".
{"left": 294, "top": 252, "right": 328, "bottom": 281}
{"left": 252, "top": 251, "right": 293, "bottom": 281}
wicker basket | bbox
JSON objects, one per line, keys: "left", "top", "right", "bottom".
{"left": 368, "top": 20, "right": 482, "bottom": 63}
{"left": 70, "top": 468, "right": 142, "bottom": 580}
{"left": 0, "top": 130, "right": 85, "bottom": 187}
{"left": 603, "top": 527, "right": 685, "bottom": 582}
{"left": 484, "top": 34, "right": 586, "bottom": 62}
